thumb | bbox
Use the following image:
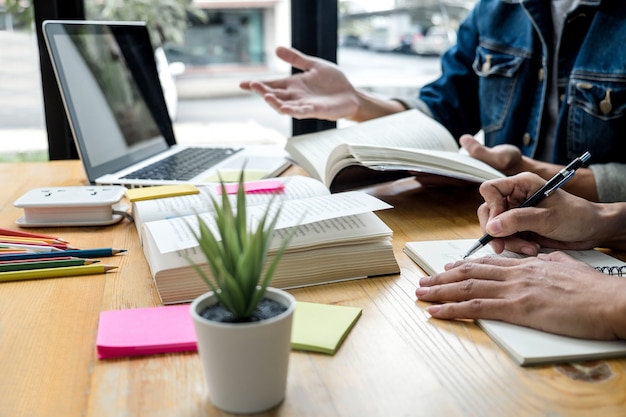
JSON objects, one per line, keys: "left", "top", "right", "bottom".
{"left": 459, "top": 134, "right": 487, "bottom": 159}
{"left": 276, "top": 46, "right": 317, "bottom": 72}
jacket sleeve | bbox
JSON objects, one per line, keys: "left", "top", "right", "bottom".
{"left": 589, "top": 163, "right": 626, "bottom": 203}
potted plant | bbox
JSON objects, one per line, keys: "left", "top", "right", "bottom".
{"left": 187, "top": 172, "right": 296, "bottom": 414}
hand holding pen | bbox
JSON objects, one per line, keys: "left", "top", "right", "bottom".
{"left": 464, "top": 152, "right": 591, "bottom": 258}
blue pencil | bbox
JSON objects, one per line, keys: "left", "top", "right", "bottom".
{"left": 0, "top": 248, "right": 126, "bottom": 261}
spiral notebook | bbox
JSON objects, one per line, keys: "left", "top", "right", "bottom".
{"left": 404, "top": 239, "right": 626, "bottom": 365}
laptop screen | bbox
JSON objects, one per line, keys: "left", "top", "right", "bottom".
{"left": 43, "top": 21, "right": 176, "bottom": 182}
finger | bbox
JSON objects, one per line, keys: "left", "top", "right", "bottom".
{"left": 487, "top": 206, "right": 551, "bottom": 238}
{"left": 261, "top": 92, "right": 317, "bottom": 119}
{"left": 500, "top": 236, "right": 540, "bottom": 256}
{"left": 537, "top": 251, "right": 583, "bottom": 265}
{"left": 247, "top": 80, "right": 288, "bottom": 96}
{"left": 459, "top": 134, "right": 489, "bottom": 160}
{"left": 421, "top": 256, "right": 522, "bottom": 288}
{"left": 276, "top": 46, "right": 317, "bottom": 72}
{"left": 416, "top": 277, "right": 506, "bottom": 303}
{"left": 426, "top": 298, "right": 510, "bottom": 321}
{"left": 276, "top": 103, "right": 316, "bottom": 119}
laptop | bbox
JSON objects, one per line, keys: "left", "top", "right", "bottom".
{"left": 42, "top": 20, "right": 290, "bottom": 187}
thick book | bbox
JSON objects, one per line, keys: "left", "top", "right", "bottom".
{"left": 135, "top": 176, "right": 400, "bottom": 304}
{"left": 285, "top": 109, "right": 505, "bottom": 192}
{"left": 403, "top": 239, "right": 626, "bottom": 366}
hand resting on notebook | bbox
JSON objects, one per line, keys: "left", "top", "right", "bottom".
{"left": 416, "top": 172, "right": 626, "bottom": 340}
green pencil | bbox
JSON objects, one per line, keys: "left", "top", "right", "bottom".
{"left": 0, "top": 258, "right": 99, "bottom": 273}
{"left": 0, "top": 264, "right": 117, "bottom": 282}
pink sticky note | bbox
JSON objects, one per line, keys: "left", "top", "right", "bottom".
{"left": 217, "top": 179, "right": 285, "bottom": 195}
{"left": 96, "top": 305, "right": 197, "bottom": 359}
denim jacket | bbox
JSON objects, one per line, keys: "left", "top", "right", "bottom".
{"left": 403, "top": 0, "right": 626, "bottom": 202}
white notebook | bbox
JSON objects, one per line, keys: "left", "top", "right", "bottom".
{"left": 404, "top": 239, "right": 626, "bottom": 366}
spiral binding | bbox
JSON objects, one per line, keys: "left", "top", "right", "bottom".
{"left": 594, "top": 266, "right": 626, "bottom": 276}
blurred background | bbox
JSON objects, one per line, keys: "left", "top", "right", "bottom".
{"left": 0, "top": 0, "right": 475, "bottom": 161}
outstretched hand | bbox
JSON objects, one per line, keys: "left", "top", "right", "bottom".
{"left": 240, "top": 46, "right": 360, "bottom": 121}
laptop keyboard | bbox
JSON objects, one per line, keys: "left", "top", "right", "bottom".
{"left": 122, "top": 147, "right": 242, "bottom": 181}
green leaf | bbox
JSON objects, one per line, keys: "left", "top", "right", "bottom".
{"left": 184, "top": 170, "right": 292, "bottom": 320}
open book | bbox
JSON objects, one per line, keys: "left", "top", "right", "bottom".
{"left": 135, "top": 176, "right": 400, "bottom": 304}
{"left": 286, "top": 110, "right": 505, "bottom": 192}
{"left": 404, "top": 239, "right": 626, "bottom": 366}
{"left": 132, "top": 176, "right": 329, "bottom": 235}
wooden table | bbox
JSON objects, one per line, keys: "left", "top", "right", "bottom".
{"left": 2, "top": 161, "right": 625, "bottom": 417}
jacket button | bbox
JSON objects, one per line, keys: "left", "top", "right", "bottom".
{"left": 538, "top": 68, "right": 545, "bottom": 82}
{"left": 600, "top": 89, "right": 613, "bottom": 114}
{"left": 482, "top": 54, "right": 492, "bottom": 72}
{"left": 523, "top": 133, "right": 532, "bottom": 146}
{"left": 560, "top": 94, "right": 565, "bottom": 102}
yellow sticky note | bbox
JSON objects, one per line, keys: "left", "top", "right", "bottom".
{"left": 291, "top": 302, "right": 362, "bottom": 355}
{"left": 202, "top": 170, "right": 267, "bottom": 183}
{"left": 125, "top": 184, "right": 200, "bottom": 202}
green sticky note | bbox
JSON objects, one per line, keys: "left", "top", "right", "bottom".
{"left": 291, "top": 301, "right": 362, "bottom": 355}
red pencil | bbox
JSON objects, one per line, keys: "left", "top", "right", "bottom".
{"left": 0, "top": 228, "right": 68, "bottom": 243}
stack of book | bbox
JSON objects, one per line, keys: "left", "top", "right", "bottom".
{"left": 132, "top": 176, "right": 401, "bottom": 305}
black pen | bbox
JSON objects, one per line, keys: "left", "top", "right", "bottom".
{"left": 463, "top": 151, "right": 591, "bottom": 259}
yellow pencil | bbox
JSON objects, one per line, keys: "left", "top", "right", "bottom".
{"left": 0, "top": 264, "right": 117, "bottom": 282}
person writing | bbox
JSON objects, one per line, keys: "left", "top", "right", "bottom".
{"left": 415, "top": 171, "right": 626, "bottom": 340}
{"left": 241, "top": 0, "right": 626, "bottom": 203}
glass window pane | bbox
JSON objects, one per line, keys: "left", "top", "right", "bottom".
{"left": 0, "top": 20, "right": 47, "bottom": 161}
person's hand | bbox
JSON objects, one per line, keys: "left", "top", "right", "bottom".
{"left": 459, "top": 135, "right": 600, "bottom": 201}
{"left": 415, "top": 252, "right": 626, "bottom": 340}
{"left": 239, "top": 46, "right": 360, "bottom": 121}
{"left": 459, "top": 134, "right": 524, "bottom": 175}
{"left": 477, "top": 172, "right": 604, "bottom": 254}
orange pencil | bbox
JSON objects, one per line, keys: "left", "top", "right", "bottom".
{"left": 0, "top": 236, "right": 62, "bottom": 244}
{"left": 0, "top": 228, "right": 68, "bottom": 243}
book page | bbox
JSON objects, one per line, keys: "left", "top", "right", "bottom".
{"left": 132, "top": 175, "right": 329, "bottom": 230}
{"left": 286, "top": 110, "right": 457, "bottom": 184}
{"left": 145, "top": 191, "right": 392, "bottom": 254}
{"left": 330, "top": 145, "right": 505, "bottom": 183}
{"left": 144, "top": 211, "right": 393, "bottom": 271}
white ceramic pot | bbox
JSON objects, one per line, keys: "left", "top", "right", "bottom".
{"left": 190, "top": 287, "right": 296, "bottom": 414}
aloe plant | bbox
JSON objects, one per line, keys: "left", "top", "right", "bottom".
{"left": 188, "top": 172, "right": 293, "bottom": 320}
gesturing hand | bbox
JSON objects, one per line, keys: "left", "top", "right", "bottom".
{"left": 240, "top": 47, "right": 360, "bottom": 121}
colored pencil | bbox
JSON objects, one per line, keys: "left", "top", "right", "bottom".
{"left": 0, "top": 258, "right": 99, "bottom": 272}
{"left": 0, "top": 264, "right": 117, "bottom": 282}
{"left": 0, "top": 237, "right": 70, "bottom": 250}
{"left": 0, "top": 248, "right": 127, "bottom": 261}
{"left": 0, "top": 256, "right": 76, "bottom": 264}
{"left": 0, "top": 243, "right": 63, "bottom": 252}
{"left": 0, "top": 227, "right": 68, "bottom": 242}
